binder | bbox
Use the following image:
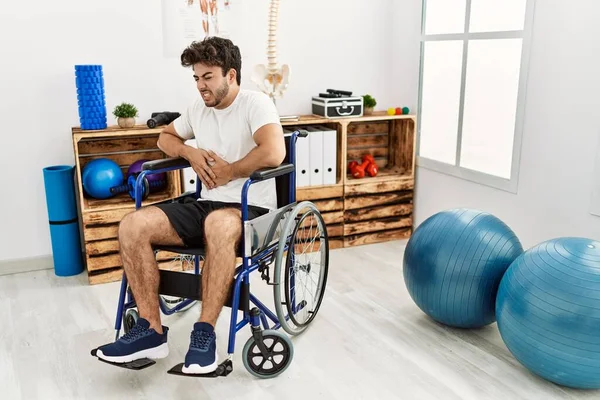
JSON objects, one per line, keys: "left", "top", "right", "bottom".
{"left": 304, "top": 126, "right": 324, "bottom": 186}
{"left": 318, "top": 125, "right": 337, "bottom": 185}
{"left": 182, "top": 139, "right": 197, "bottom": 193}
{"left": 288, "top": 127, "right": 311, "bottom": 187}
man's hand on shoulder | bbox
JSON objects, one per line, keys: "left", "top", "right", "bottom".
{"left": 207, "top": 150, "right": 234, "bottom": 188}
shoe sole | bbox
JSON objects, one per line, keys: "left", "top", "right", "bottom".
{"left": 181, "top": 357, "right": 219, "bottom": 374}
{"left": 96, "top": 343, "right": 169, "bottom": 363}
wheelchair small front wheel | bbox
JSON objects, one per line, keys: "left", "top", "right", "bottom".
{"left": 273, "top": 201, "right": 329, "bottom": 336}
{"left": 123, "top": 308, "right": 139, "bottom": 334}
{"left": 242, "top": 330, "right": 294, "bottom": 379}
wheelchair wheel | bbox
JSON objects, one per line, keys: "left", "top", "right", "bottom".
{"left": 123, "top": 308, "right": 139, "bottom": 334}
{"left": 273, "top": 201, "right": 329, "bottom": 336}
{"left": 242, "top": 330, "right": 294, "bottom": 379}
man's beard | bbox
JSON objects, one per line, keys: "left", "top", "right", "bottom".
{"left": 203, "top": 80, "right": 229, "bottom": 107}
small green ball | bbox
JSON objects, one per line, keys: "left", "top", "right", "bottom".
{"left": 402, "top": 107, "right": 410, "bottom": 114}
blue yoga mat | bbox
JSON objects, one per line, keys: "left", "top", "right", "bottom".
{"left": 43, "top": 165, "right": 84, "bottom": 277}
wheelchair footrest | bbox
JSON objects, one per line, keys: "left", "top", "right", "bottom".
{"left": 90, "top": 348, "right": 156, "bottom": 370}
{"left": 167, "top": 359, "right": 233, "bottom": 378}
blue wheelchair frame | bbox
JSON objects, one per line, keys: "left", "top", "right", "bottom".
{"left": 113, "top": 130, "right": 302, "bottom": 358}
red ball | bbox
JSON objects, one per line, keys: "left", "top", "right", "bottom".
{"left": 395, "top": 107, "right": 402, "bottom": 115}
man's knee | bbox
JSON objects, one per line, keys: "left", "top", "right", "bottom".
{"left": 118, "top": 207, "right": 163, "bottom": 243}
{"left": 119, "top": 206, "right": 184, "bottom": 247}
{"left": 118, "top": 210, "right": 146, "bottom": 244}
{"left": 204, "top": 209, "right": 242, "bottom": 241}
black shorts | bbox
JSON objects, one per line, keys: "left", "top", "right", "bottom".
{"left": 154, "top": 199, "right": 270, "bottom": 248}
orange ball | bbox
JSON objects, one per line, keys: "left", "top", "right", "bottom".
{"left": 395, "top": 107, "right": 402, "bottom": 115}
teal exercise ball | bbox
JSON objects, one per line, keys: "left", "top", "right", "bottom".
{"left": 496, "top": 237, "right": 600, "bottom": 389}
{"left": 403, "top": 208, "right": 523, "bottom": 328}
{"left": 82, "top": 158, "right": 123, "bottom": 199}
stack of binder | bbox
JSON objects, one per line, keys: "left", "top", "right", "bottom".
{"left": 284, "top": 126, "right": 337, "bottom": 187}
{"left": 181, "top": 127, "right": 338, "bottom": 193}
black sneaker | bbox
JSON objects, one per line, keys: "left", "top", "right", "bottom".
{"left": 96, "top": 318, "right": 169, "bottom": 363}
{"left": 182, "top": 322, "right": 218, "bottom": 374}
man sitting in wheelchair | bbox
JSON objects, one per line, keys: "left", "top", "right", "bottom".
{"left": 94, "top": 36, "right": 286, "bottom": 375}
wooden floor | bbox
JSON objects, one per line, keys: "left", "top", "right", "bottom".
{"left": 0, "top": 240, "right": 597, "bottom": 400}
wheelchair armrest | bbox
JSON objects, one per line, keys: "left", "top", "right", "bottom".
{"left": 250, "top": 163, "right": 294, "bottom": 181}
{"left": 142, "top": 157, "right": 191, "bottom": 172}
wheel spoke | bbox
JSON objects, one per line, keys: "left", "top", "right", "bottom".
{"left": 273, "top": 202, "right": 329, "bottom": 335}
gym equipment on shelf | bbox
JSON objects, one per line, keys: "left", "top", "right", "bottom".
{"left": 81, "top": 158, "right": 124, "bottom": 200}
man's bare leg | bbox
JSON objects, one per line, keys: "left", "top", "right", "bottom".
{"left": 199, "top": 208, "right": 242, "bottom": 327}
{"left": 118, "top": 206, "right": 184, "bottom": 334}
{"left": 181, "top": 208, "right": 241, "bottom": 373}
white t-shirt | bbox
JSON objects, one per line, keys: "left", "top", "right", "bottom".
{"left": 173, "top": 89, "right": 281, "bottom": 210}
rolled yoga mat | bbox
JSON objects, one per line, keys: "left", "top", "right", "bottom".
{"left": 43, "top": 165, "right": 84, "bottom": 276}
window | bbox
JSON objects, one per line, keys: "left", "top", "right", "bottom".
{"left": 417, "top": 0, "right": 535, "bottom": 192}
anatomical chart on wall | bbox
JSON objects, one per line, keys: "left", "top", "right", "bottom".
{"left": 161, "top": 0, "right": 232, "bottom": 58}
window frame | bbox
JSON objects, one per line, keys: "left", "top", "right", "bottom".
{"left": 416, "top": 0, "right": 537, "bottom": 193}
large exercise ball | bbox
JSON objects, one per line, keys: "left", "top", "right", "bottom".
{"left": 496, "top": 237, "right": 600, "bottom": 389}
{"left": 403, "top": 208, "right": 523, "bottom": 328}
{"left": 82, "top": 158, "right": 123, "bottom": 199}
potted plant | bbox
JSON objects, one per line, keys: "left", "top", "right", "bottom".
{"left": 113, "top": 102, "right": 139, "bottom": 128}
{"left": 362, "top": 94, "right": 377, "bottom": 115}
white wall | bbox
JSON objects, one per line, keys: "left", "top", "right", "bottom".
{"left": 6, "top": 0, "right": 595, "bottom": 265}
{"left": 0, "top": 0, "right": 403, "bottom": 262}
{"left": 412, "top": 0, "right": 600, "bottom": 249}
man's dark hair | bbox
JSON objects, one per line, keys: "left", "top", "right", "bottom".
{"left": 180, "top": 37, "right": 242, "bottom": 85}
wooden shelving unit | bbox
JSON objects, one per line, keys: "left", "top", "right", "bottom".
{"left": 72, "top": 125, "right": 185, "bottom": 284}
{"left": 72, "top": 111, "right": 416, "bottom": 284}
{"left": 283, "top": 111, "right": 416, "bottom": 249}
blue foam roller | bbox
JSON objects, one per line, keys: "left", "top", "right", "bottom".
{"left": 77, "top": 89, "right": 104, "bottom": 96}
{"left": 75, "top": 64, "right": 102, "bottom": 72}
{"left": 42, "top": 165, "right": 84, "bottom": 277}
{"left": 74, "top": 64, "right": 107, "bottom": 130}
{"left": 76, "top": 71, "right": 103, "bottom": 77}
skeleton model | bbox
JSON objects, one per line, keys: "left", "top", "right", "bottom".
{"left": 251, "top": 0, "right": 290, "bottom": 102}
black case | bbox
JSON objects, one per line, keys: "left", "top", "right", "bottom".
{"left": 312, "top": 96, "right": 364, "bottom": 118}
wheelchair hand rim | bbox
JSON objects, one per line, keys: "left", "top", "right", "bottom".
{"left": 273, "top": 201, "right": 329, "bottom": 335}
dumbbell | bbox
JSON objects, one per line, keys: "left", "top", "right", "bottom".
{"left": 351, "top": 158, "right": 372, "bottom": 179}
{"left": 362, "top": 155, "right": 379, "bottom": 177}
{"left": 348, "top": 160, "right": 358, "bottom": 173}
{"left": 110, "top": 175, "right": 166, "bottom": 200}
{"left": 349, "top": 154, "right": 380, "bottom": 178}
{"left": 109, "top": 159, "right": 166, "bottom": 200}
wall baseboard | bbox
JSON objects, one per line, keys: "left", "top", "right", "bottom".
{"left": 0, "top": 254, "right": 54, "bottom": 276}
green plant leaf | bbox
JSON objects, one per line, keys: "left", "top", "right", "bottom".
{"left": 113, "top": 102, "right": 139, "bottom": 118}
{"left": 362, "top": 94, "right": 377, "bottom": 108}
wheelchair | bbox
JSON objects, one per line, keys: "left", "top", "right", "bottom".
{"left": 93, "top": 130, "right": 330, "bottom": 379}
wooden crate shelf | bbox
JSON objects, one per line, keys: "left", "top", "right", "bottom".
{"left": 296, "top": 183, "right": 344, "bottom": 250}
{"left": 72, "top": 125, "right": 183, "bottom": 284}
{"left": 282, "top": 111, "right": 417, "bottom": 249}
{"left": 343, "top": 183, "right": 413, "bottom": 247}
{"left": 74, "top": 112, "right": 416, "bottom": 284}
